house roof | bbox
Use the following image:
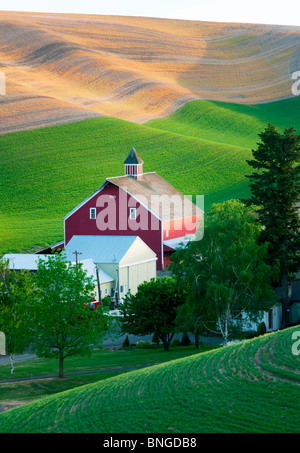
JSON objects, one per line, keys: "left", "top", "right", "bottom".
{"left": 79, "top": 259, "right": 114, "bottom": 284}
{"left": 107, "top": 172, "right": 203, "bottom": 221}
{"left": 163, "top": 236, "right": 194, "bottom": 250}
{"left": 123, "top": 147, "right": 144, "bottom": 165}
{"left": 3, "top": 253, "right": 52, "bottom": 271}
{"left": 3, "top": 254, "right": 113, "bottom": 285}
{"left": 64, "top": 235, "right": 140, "bottom": 264}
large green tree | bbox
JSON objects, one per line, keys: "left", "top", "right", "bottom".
{"left": 119, "top": 277, "right": 185, "bottom": 351}
{"left": 170, "top": 200, "right": 276, "bottom": 345}
{"left": 244, "top": 123, "right": 300, "bottom": 327}
{"left": 0, "top": 259, "right": 34, "bottom": 373}
{"left": 30, "top": 254, "right": 111, "bottom": 378}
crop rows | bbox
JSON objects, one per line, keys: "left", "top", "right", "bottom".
{"left": 0, "top": 326, "right": 299, "bottom": 433}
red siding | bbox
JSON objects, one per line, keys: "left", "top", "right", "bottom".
{"left": 65, "top": 183, "right": 163, "bottom": 268}
{"left": 163, "top": 214, "right": 202, "bottom": 241}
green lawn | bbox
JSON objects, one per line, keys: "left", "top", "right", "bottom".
{"left": 1, "top": 96, "right": 300, "bottom": 255}
{"left": 0, "top": 344, "right": 219, "bottom": 403}
{"left": 0, "top": 326, "right": 299, "bottom": 433}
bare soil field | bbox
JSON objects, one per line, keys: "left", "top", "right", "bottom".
{"left": 0, "top": 11, "right": 300, "bottom": 133}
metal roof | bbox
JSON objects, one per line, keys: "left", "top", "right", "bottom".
{"left": 3, "top": 254, "right": 113, "bottom": 284}
{"left": 107, "top": 172, "right": 203, "bottom": 221}
{"left": 3, "top": 254, "right": 52, "bottom": 271}
{"left": 63, "top": 171, "right": 203, "bottom": 222}
{"left": 163, "top": 236, "right": 193, "bottom": 250}
{"left": 79, "top": 259, "right": 114, "bottom": 284}
{"left": 64, "top": 235, "right": 139, "bottom": 264}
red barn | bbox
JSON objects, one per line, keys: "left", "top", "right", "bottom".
{"left": 63, "top": 148, "right": 203, "bottom": 269}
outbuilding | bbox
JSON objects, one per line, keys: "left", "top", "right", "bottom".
{"left": 64, "top": 235, "right": 157, "bottom": 303}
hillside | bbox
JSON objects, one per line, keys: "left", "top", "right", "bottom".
{"left": 0, "top": 326, "right": 299, "bottom": 433}
{"left": 1, "top": 96, "right": 300, "bottom": 255}
{"left": 1, "top": 11, "right": 300, "bottom": 133}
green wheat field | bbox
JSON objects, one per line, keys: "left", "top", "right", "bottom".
{"left": 1, "top": 97, "right": 300, "bottom": 255}
{"left": 0, "top": 326, "right": 299, "bottom": 433}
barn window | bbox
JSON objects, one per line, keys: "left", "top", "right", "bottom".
{"left": 129, "top": 208, "right": 136, "bottom": 220}
{"left": 90, "top": 208, "right": 96, "bottom": 219}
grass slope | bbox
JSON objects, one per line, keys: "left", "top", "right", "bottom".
{"left": 0, "top": 326, "right": 299, "bottom": 433}
{"left": 1, "top": 96, "right": 300, "bottom": 255}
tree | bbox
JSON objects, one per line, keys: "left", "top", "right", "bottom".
{"left": 119, "top": 277, "right": 185, "bottom": 351}
{"left": 170, "top": 200, "right": 276, "bottom": 346}
{"left": 244, "top": 123, "right": 300, "bottom": 327}
{"left": 0, "top": 259, "right": 34, "bottom": 373}
{"left": 30, "top": 254, "right": 110, "bottom": 378}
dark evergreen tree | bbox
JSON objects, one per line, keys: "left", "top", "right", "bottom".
{"left": 244, "top": 123, "right": 300, "bottom": 327}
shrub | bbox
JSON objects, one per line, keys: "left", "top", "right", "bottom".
{"left": 181, "top": 332, "right": 191, "bottom": 346}
{"left": 136, "top": 341, "right": 152, "bottom": 349}
{"left": 122, "top": 335, "right": 130, "bottom": 348}
{"left": 152, "top": 331, "right": 160, "bottom": 345}
{"left": 257, "top": 322, "right": 267, "bottom": 336}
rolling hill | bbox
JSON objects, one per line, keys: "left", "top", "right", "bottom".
{"left": 1, "top": 11, "right": 300, "bottom": 133}
{"left": 1, "top": 96, "right": 300, "bottom": 255}
{"left": 0, "top": 326, "right": 299, "bottom": 433}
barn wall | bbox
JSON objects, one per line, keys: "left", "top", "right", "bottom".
{"left": 65, "top": 182, "right": 163, "bottom": 268}
{"left": 163, "top": 214, "right": 202, "bottom": 240}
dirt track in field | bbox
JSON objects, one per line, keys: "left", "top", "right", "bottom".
{"left": 0, "top": 11, "right": 300, "bottom": 133}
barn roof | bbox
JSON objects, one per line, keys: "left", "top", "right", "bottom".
{"left": 106, "top": 172, "right": 203, "bottom": 221}
{"left": 63, "top": 172, "right": 203, "bottom": 222}
{"left": 123, "top": 147, "right": 144, "bottom": 165}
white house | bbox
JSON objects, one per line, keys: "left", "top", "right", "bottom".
{"left": 64, "top": 235, "right": 157, "bottom": 303}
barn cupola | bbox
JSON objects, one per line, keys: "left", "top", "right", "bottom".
{"left": 123, "top": 147, "right": 144, "bottom": 180}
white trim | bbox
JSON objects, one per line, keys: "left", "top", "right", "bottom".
{"left": 63, "top": 187, "right": 104, "bottom": 220}
{"left": 64, "top": 218, "right": 66, "bottom": 248}
{"left": 129, "top": 207, "right": 137, "bottom": 220}
{"left": 90, "top": 207, "right": 96, "bottom": 220}
{"left": 106, "top": 179, "right": 162, "bottom": 222}
{"left": 62, "top": 174, "right": 162, "bottom": 222}
{"left": 161, "top": 224, "right": 164, "bottom": 269}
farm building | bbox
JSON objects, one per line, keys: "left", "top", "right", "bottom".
{"left": 64, "top": 235, "right": 157, "bottom": 304}
{"left": 2, "top": 254, "right": 113, "bottom": 305}
{"left": 63, "top": 148, "right": 203, "bottom": 269}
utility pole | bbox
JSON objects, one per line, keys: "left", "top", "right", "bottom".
{"left": 96, "top": 264, "right": 102, "bottom": 304}
{"left": 72, "top": 250, "right": 82, "bottom": 266}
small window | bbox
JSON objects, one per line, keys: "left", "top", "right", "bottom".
{"left": 129, "top": 208, "right": 136, "bottom": 220}
{"left": 166, "top": 230, "right": 169, "bottom": 238}
{"left": 105, "top": 288, "right": 108, "bottom": 295}
{"left": 90, "top": 208, "right": 96, "bottom": 219}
